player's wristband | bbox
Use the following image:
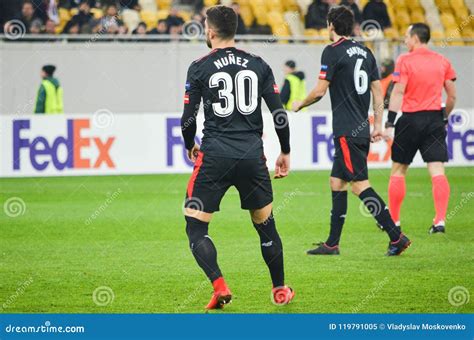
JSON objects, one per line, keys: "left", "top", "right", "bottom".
{"left": 386, "top": 110, "right": 397, "bottom": 128}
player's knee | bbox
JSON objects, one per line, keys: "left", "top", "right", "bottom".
{"left": 250, "top": 203, "right": 272, "bottom": 224}
{"left": 391, "top": 162, "right": 408, "bottom": 176}
{"left": 330, "top": 177, "right": 347, "bottom": 191}
{"left": 184, "top": 208, "right": 212, "bottom": 223}
{"left": 427, "top": 162, "right": 445, "bottom": 177}
{"left": 351, "top": 180, "right": 370, "bottom": 196}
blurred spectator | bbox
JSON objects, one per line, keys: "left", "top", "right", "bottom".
{"left": 63, "top": 0, "right": 94, "bottom": 33}
{"left": 132, "top": 21, "right": 147, "bottom": 35}
{"left": 148, "top": 19, "right": 168, "bottom": 35}
{"left": 62, "top": 20, "right": 80, "bottom": 33}
{"left": 30, "top": 20, "right": 43, "bottom": 33}
{"left": 96, "top": 4, "right": 124, "bottom": 34}
{"left": 20, "top": 1, "right": 43, "bottom": 33}
{"left": 232, "top": 3, "right": 247, "bottom": 35}
{"left": 44, "top": 19, "right": 57, "bottom": 34}
{"left": 119, "top": 0, "right": 140, "bottom": 10}
{"left": 362, "top": 0, "right": 391, "bottom": 29}
{"left": 280, "top": 60, "right": 306, "bottom": 111}
{"left": 46, "top": 0, "right": 60, "bottom": 24}
{"left": 341, "top": 0, "right": 362, "bottom": 24}
{"left": 35, "top": 65, "right": 64, "bottom": 114}
{"left": 305, "top": 0, "right": 329, "bottom": 30}
{"left": 58, "top": 0, "right": 96, "bottom": 9}
{"left": 166, "top": 8, "right": 184, "bottom": 33}
{"left": 0, "top": 0, "right": 22, "bottom": 32}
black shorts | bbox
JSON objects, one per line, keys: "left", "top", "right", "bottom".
{"left": 184, "top": 152, "right": 273, "bottom": 213}
{"left": 392, "top": 111, "right": 448, "bottom": 164}
{"left": 331, "top": 136, "right": 370, "bottom": 182}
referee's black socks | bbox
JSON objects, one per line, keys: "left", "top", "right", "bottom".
{"left": 185, "top": 216, "right": 222, "bottom": 282}
{"left": 253, "top": 214, "right": 284, "bottom": 287}
{"left": 326, "top": 191, "right": 348, "bottom": 247}
{"left": 358, "top": 187, "right": 401, "bottom": 242}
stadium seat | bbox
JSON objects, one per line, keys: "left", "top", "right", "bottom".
{"left": 410, "top": 9, "right": 426, "bottom": 23}
{"left": 440, "top": 12, "right": 457, "bottom": 29}
{"left": 204, "top": 0, "right": 219, "bottom": 6}
{"left": 283, "top": 0, "right": 300, "bottom": 11}
{"left": 435, "top": 0, "right": 452, "bottom": 10}
{"left": 395, "top": 10, "right": 411, "bottom": 32}
{"left": 122, "top": 9, "right": 141, "bottom": 32}
{"left": 156, "top": 9, "right": 169, "bottom": 21}
{"left": 252, "top": 5, "right": 268, "bottom": 25}
{"left": 239, "top": 6, "right": 254, "bottom": 27}
{"left": 156, "top": 0, "right": 172, "bottom": 10}
{"left": 384, "top": 27, "right": 400, "bottom": 39}
{"left": 141, "top": 10, "right": 159, "bottom": 29}
{"left": 58, "top": 8, "right": 71, "bottom": 23}
{"left": 178, "top": 11, "right": 192, "bottom": 22}
{"left": 430, "top": 29, "right": 445, "bottom": 45}
{"left": 265, "top": 0, "right": 284, "bottom": 12}
{"left": 446, "top": 28, "right": 464, "bottom": 45}
{"left": 139, "top": 0, "right": 158, "bottom": 12}
{"left": 304, "top": 28, "right": 319, "bottom": 44}
{"left": 90, "top": 8, "right": 103, "bottom": 20}
{"left": 318, "top": 28, "right": 330, "bottom": 43}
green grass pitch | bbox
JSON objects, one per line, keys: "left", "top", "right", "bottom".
{"left": 1, "top": 167, "right": 473, "bottom": 313}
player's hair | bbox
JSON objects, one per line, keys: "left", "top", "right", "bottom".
{"left": 327, "top": 6, "right": 354, "bottom": 37}
{"left": 206, "top": 5, "right": 237, "bottom": 40}
{"left": 409, "top": 23, "right": 430, "bottom": 43}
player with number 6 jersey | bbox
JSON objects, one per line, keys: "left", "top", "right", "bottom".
{"left": 294, "top": 6, "right": 411, "bottom": 256}
{"left": 180, "top": 5, "right": 294, "bottom": 311}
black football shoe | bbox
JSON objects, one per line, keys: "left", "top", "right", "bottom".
{"left": 307, "top": 242, "right": 340, "bottom": 255}
{"left": 429, "top": 224, "right": 446, "bottom": 234}
{"left": 386, "top": 234, "right": 411, "bottom": 256}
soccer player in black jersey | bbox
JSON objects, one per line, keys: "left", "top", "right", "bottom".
{"left": 181, "top": 5, "right": 294, "bottom": 310}
{"left": 294, "top": 6, "right": 411, "bottom": 256}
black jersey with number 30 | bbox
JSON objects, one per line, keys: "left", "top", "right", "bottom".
{"left": 182, "top": 47, "right": 288, "bottom": 159}
{"left": 319, "top": 38, "right": 380, "bottom": 138}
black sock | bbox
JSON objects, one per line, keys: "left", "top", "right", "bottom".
{"left": 358, "top": 187, "right": 401, "bottom": 242}
{"left": 326, "top": 191, "right": 348, "bottom": 247}
{"left": 253, "top": 214, "right": 284, "bottom": 287}
{"left": 185, "top": 216, "right": 222, "bottom": 282}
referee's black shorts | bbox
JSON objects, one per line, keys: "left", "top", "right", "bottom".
{"left": 392, "top": 110, "right": 448, "bottom": 165}
{"left": 184, "top": 152, "right": 273, "bottom": 213}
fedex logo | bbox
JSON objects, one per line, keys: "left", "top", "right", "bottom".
{"left": 13, "top": 119, "right": 115, "bottom": 171}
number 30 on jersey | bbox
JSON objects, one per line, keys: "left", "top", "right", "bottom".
{"left": 209, "top": 70, "right": 258, "bottom": 117}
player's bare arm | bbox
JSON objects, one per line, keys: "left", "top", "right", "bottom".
{"left": 370, "top": 80, "right": 384, "bottom": 143}
{"left": 383, "top": 82, "right": 406, "bottom": 140}
{"left": 264, "top": 93, "right": 291, "bottom": 179}
{"left": 293, "top": 79, "right": 330, "bottom": 112}
{"left": 444, "top": 79, "right": 457, "bottom": 116}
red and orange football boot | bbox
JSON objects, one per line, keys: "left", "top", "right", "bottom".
{"left": 205, "top": 277, "right": 232, "bottom": 310}
{"left": 271, "top": 286, "right": 295, "bottom": 305}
